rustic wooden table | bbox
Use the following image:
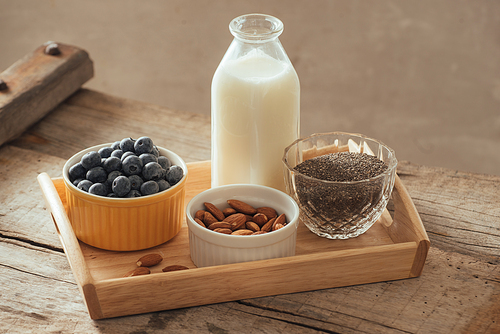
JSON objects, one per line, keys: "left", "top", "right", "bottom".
{"left": 1, "top": 89, "right": 498, "bottom": 333}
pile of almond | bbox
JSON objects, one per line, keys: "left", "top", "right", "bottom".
{"left": 124, "top": 253, "right": 189, "bottom": 277}
{"left": 194, "top": 199, "right": 288, "bottom": 235}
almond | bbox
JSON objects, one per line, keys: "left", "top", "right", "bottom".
{"left": 261, "top": 217, "right": 276, "bottom": 232}
{"left": 252, "top": 213, "right": 268, "bottom": 226}
{"left": 223, "top": 213, "right": 247, "bottom": 230}
{"left": 273, "top": 223, "right": 285, "bottom": 231}
{"left": 252, "top": 231, "right": 268, "bottom": 235}
{"left": 203, "top": 211, "right": 218, "bottom": 225}
{"left": 207, "top": 221, "right": 232, "bottom": 230}
{"left": 274, "top": 213, "right": 287, "bottom": 226}
{"left": 231, "top": 229, "right": 254, "bottom": 235}
{"left": 124, "top": 267, "right": 150, "bottom": 277}
{"left": 214, "top": 228, "right": 233, "bottom": 234}
{"left": 256, "top": 207, "right": 278, "bottom": 219}
{"left": 246, "top": 221, "right": 260, "bottom": 232}
{"left": 222, "top": 207, "right": 237, "bottom": 216}
{"left": 227, "top": 199, "right": 257, "bottom": 215}
{"left": 195, "top": 210, "right": 207, "bottom": 221}
{"left": 204, "top": 202, "right": 225, "bottom": 221}
{"left": 194, "top": 218, "right": 206, "bottom": 228}
{"left": 162, "top": 265, "right": 189, "bottom": 272}
{"left": 136, "top": 253, "right": 163, "bottom": 267}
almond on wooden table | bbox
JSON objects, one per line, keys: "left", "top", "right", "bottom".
{"left": 136, "top": 253, "right": 163, "bottom": 267}
{"left": 124, "top": 267, "right": 150, "bottom": 277}
{"left": 162, "top": 265, "right": 189, "bottom": 272}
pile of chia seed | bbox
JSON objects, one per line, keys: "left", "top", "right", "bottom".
{"left": 294, "top": 152, "right": 388, "bottom": 182}
{"left": 293, "top": 152, "right": 389, "bottom": 230}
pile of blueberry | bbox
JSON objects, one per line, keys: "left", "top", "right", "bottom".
{"left": 68, "top": 137, "right": 184, "bottom": 198}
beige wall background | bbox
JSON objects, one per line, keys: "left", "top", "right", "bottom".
{"left": 1, "top": 0, "right": 499, "bottom": 176}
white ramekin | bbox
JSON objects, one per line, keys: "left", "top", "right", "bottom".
{"left": 186, "top": 184, "right": 300, "bottom": 268}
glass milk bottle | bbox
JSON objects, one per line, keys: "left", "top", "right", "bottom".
{"left": 211, "top": 14, "right": 300, "bottom": 192}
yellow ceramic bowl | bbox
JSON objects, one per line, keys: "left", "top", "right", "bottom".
{"left": 62, "top": 143, "right": 188, "bottom": 251}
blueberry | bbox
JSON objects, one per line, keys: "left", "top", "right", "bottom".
{"left": 142, "top": 162, "right": 163, "bottom": 181}
{"left": 98, "top": 146, "right": 114, "bottom": 159}
{"left": 125, "top": 190, "right": 142, "bottom": 198}
{"left": 134, "top": 136, "right": 153, "bottom": 155}
{"left": 122, "top": 155, "right": 143, "bottom": 176}
{"left": 107, "top": 192, "right": 117, "bottom": 198}
{"left": 139, "top": 153, "right": 157, "bottom": 166}
{"left": 89, "top": 183, "right": 108, "bottom": 196}
{"left": 140, "top": 180, "right": 159, "bottom": 196}
{"left": 107, "top": 170, "right": 123, "bottom": 183}
{"left": 151, "top": 146, "right": 159, "bottom": 157}
{"left": 77, "top": 180, "right": 93, "bottom": 192}
{"left": 81, "top": 151, "right": 101, "bottom": 170}
{"left": 112, "top": 176, "right": 131, "bottom": 197}
{"left": 111, "top": 141, "right": 121, "bottom": 150}
{"left": 69, "top": 162, "right": 87, "bottom": 182}
{"left": 157, "top": 156, "right": 171, "bottom": 170}
{"left": 128, "top": 174, "right": 144, "bottom": 190}
{"left": 103, "top": 156, "right": 122, "bottom": 173}
{"left": 157, "top": 179, "right": 171, "bottom": 192}
{"left": 72, "top": 178, "right": 84, "bottom": 187}
{"left": 106, "top": 171, "right": 122, "bottom": 191}
{"left": 111, "top": 149, "right": 124, "bottom": 159}
{"left": 121, "top": 151, "right": 136, "bottom": 161}
{"left": 120, "top": 138, "right": 136, "bottom": 153}
{"left": 86, "top": 166, "right": 107, "bottom": 183}
{"left": 166, "top": 165, "right": 184, "bottom": 185}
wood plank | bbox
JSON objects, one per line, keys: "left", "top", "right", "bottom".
{"left": 0, "top": 43, "right": 93, "bottom": 146}
{"left": 397, "top": 161, "right": 500, "bottom": 263}
{"left": 9, "top": 88, "right": 211, "bottom": 163}
{"left": 1, "top": 88, "right": 499, "bottom": 332}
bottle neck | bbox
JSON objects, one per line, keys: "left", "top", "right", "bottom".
{"left": 229, "top": 14, "right": 283, "bottom": 44}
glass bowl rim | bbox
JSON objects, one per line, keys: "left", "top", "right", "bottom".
{"left": 282, "top": 132, "right": 398, "bottom": 185}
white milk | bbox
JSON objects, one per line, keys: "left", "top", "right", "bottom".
{"left": 211, "top": 49, "right": 300, "bottom": 191}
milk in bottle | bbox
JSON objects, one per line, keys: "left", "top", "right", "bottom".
{"left": 211, "top": 14, "right": 300, "bottom": 192}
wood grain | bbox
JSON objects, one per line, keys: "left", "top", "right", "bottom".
{"left": 0, "top": 43, "right": 93, "bottom": 146}
{"left": 37, "top": 159, "right": 426, "bottom": 319}
{"left": 1, "top": 89, "right": 498, "bottom": 332}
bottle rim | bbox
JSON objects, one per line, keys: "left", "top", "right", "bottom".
{"left": 229, "top": 14, "right": 284, "bottom": 42}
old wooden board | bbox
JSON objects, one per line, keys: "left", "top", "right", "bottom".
{"left": 0, "top": 42, "right": 94, "bottom": 147}
{"left": 1, "top": 89, "right": 499, "bottom": 333}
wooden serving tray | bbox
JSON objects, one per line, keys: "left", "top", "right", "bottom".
{"left": 37, "top": 160, "right": 429, "bottom": 320}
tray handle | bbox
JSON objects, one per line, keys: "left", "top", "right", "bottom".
{"left": 384, "top": 174, "right": 430, "bottom": 277}
{"left": 37, "top": 173, "right": 103, "bottom": 319}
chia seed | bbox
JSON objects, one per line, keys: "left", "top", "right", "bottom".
{"left": 293, "top": 152, "right": 389, "bottom": 229}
